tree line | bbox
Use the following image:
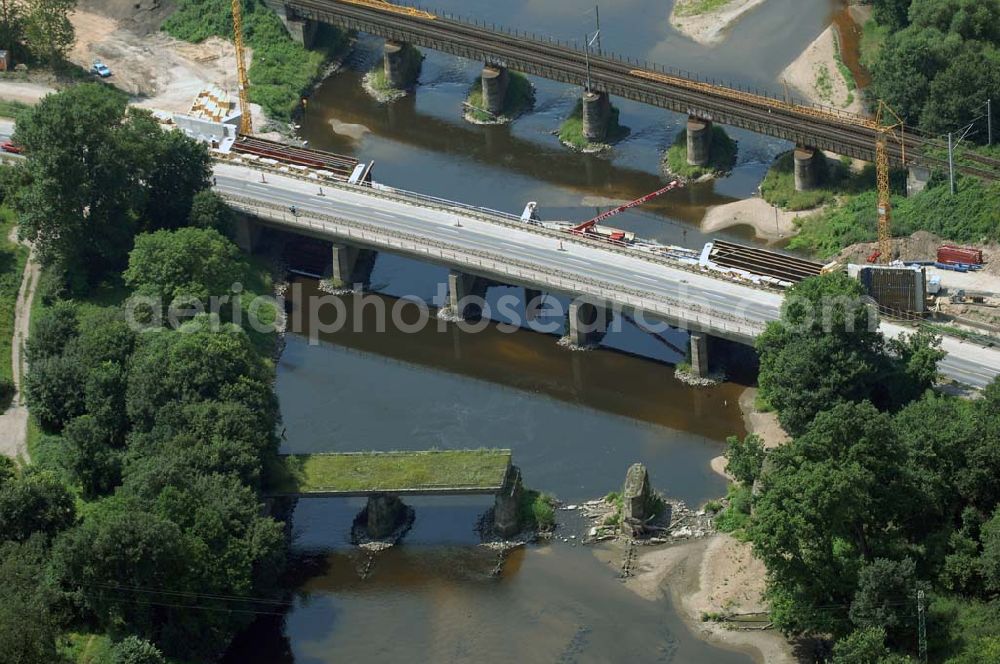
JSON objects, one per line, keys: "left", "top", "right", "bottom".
{"left": 0, "top": 84, "right": 286, "bottom": 662}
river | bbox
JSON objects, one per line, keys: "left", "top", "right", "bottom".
{"left": 225, "top": 1, "right": 843, "bottom": 661}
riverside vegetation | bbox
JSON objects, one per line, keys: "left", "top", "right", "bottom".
{"left": 0, "top": 84, "right": 287, "bottom": 662}
{"left": 464, "top": 71, "right": 534, "bottom": 123}
{"left": 713, "top": 272, "right": 1000, "bottom": 662}
{"left": 163, "top": 0, "right": 351, "bottom": 121}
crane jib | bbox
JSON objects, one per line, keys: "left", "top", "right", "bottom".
{"left": 572, "top": 180, "right": 683, "bottom": 232}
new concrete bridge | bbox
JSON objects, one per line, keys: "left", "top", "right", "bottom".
{"left": 213, "top": 161, "right": 1000, "bottom": 389}
{"left": 267, "top": 0, "right": 1000, "bottom": 181}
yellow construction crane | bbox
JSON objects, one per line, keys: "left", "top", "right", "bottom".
{"left": 872, "top": 101, "right": 905, "bottom": 264}
{"left": 232, "top": 0, "right": 252, "bottom": 135}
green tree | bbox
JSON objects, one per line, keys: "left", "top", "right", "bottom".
{"left": 0, "top": 0, "right": 27, "bottom": 62}
{"left": 25, "top": 299, "right": 77, "bottom": 363}
{"left": 850, "top": 558, "right": 919, "bottom": 644}
{"left": 138, "top": 121, "right": 212, "bottom": 232}
{"left": 23, "top": 0, "right": 74, "bottom": 64}
{"left": 64, "top": 414, "right": 121, "bottom": 499}
{"left": 908, "top": 0, "right": 1000, "bottom": 42}
{"left": 0, "top": 469, "right": 75, "bottom": 542}
{"left": 188, "top": 189, "right": 236, "bottom": 237}
{"left": 23, "top": 353, "right": 86, "bottom": 430}
{"left": 872, "top": 0, "right": 912, "bottom": 31}
{"left": 750, "top": 402, "right": 914, "bottom": 635}
{"left": 124, "top": 227, "right": 244, "bottom": 315}
{"left": 112, "top": 636, "right": 166, "bottom": 664}
{"left": 831, "top": 626, "right": 901, "bottom": 664}
{"left": 0, "top": 536, "right": 60, "bottom": 664}
{"left": 724, "top": 433, "right": 765, "bottom": 487}
{"left": 980, "top": 507, "right": 1000, "bottom": 593}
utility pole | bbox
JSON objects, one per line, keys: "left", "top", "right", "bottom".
{"left": 988, "top": 98, "right": 993, "bottom": 146}
{"left": 948, "top": 132, "right": 955, "bottom": 195}
{"left": 594, "top": 5, "right": 602, "bottom": 54}
{"left": 917, "top": 589, "right": 927, "bottom": 664}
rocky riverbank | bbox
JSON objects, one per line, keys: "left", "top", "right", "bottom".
{"left": 670, "top": 0, "right": 769, "bottom": 46}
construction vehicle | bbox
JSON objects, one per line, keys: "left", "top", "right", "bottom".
{"left": 231, "top": 0, "right": 252, "bottom": 135}
{"left": 873, "top": 101, "right": 905, "bottom": 265}
{"left": 563, "top": 180, "right": 684, "bottom": 245}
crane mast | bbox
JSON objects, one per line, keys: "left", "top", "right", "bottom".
{"left": 873, "top": 101, "right": 904, "bottom": 264}
{"left": 232, "top": 0, "right": 252, "bottom": 135}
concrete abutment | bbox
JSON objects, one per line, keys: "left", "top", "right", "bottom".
{"left": 907, "top": 164, "right": 931, "bottom": 197}
{"left": 234, "top": 217, "right": 261, "bottom": 253}
{"left": 686, "top": 117, "right": 712, "bottom": 166}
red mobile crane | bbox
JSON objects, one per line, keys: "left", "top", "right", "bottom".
{"left": 565, "top": 180, "right": 684, "bottom": 244}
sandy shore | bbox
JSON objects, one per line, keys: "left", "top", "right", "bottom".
{"left": 780, "top": 25, "right": 863, "bottom": 114}
{"left": 701, "top": 197, "right": 816, "bottom": 243}
{"left": 670, "top": 0, "right": 769, "bottom": 46}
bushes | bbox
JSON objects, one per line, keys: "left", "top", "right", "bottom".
{"left": 761, "top": 151, "right": 874, "bottom": 211}
{"left": 518, "top": 489, "right": 556, "bottom": 531}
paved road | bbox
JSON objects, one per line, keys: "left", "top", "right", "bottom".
{"left": 212, "top": 163, "right": 1000, "bottom": 388}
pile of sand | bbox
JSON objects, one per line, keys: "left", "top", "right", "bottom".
{"left": 837, "top": 230, "right": 944, "bottom": 265}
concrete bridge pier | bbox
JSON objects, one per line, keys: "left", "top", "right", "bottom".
{"left": 384, "top": 40, "right": 421, "bottom": 89}
{"left": 582, "top": 90, "right": 611, "bottom": 142}
{"left": 494, "top": 465, "right": 524, "bottom": 537}
{"left": 481, "top": 65, "right": 510, "bottom": 116}
{"left": 234, "top": 217, "right": 261, "bottom": 253}
{"left": 686, "top": 116, "right": 712, "bottom": 166}
{"left": 447, "top": 270, "right": 489, "bottom": 319}
{"left": 567, "top": 299, "right": 610, "bottom": 347}
{"left": 331, "top": 243, "right": 377, "bottom": 288}
{"left": 689, "top": 332, "right": 709, "bottom": 378}
{"left": 907, "top": 164, "right": 931, "bottom": 197}
{"left": 365, "top": 494, "right": 408, "bottom": 539}
{"left": 793, "top": 146, "right": 821, "bottom": 191}
{"left": 524, "top": 288, "right": 543, "bottom": 322}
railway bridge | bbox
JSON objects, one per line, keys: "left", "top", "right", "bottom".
{"left": 265, "top": 0, "right": 1000, "bottom": 185}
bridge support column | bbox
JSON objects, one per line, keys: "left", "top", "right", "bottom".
{"left": 234, "top": 217, "right": 261, "bottom": 253}
{"left": 384, "top": 40, "right": 421, "bottom": 89}
{"left": 447, "top": 270, "right": 488, "bottom": 320}
{"left": 686, "top": 117, "right": 712, "bottom": 166}
{"left": 494, "top": 465, "right": 523, "bottom": 537}
{"left": 907, "top": 164, "right": 931, "bottom": 197}
{"left": 689, "top": 332, "right": 709, "bottom": 379}
{"left": 582, "top": 90, "right": 611, "bottom": 142}
{"left": 621, "top": 463, "right": 655, "bottom": 536}
{"left": 793, "top": 147, "right": 821, "bottom": 191}
{"left": 366, "top": 494, "right": 407, "bottom": 539}
{"left": 481, "top": 65, "right": 509, "bottom": 116}
{"left": 331, "top": 243, "right": 377, "bottom": 289}
{"left": 568, "top": 299, "right": 610, "bottom": 347}
{"left": 524, "top": 288, "right": 543, "bottom": 322}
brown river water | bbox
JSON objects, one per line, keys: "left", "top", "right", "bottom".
{"left": 225, "top": 1, "right": 854, "bottom": 661}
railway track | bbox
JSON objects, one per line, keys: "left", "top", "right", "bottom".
{"left": 287, "top": 0, "right": 1000, "bottom": 181}
{"left": 232, "top": 135, "right": 359, "bottom": 177}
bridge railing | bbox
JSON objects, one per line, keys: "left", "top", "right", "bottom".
{"left": 223, "top": 193, "right": 768, "bottom": 341}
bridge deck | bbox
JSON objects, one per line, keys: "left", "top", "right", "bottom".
{"left": 269, "top": 449, "right": 513, "bottom": 496}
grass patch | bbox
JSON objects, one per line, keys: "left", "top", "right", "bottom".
{"left": 788, "top": 176, "right": 1000, "bottom": 259}
{"left": 859, "top": 18, "right": 888, "bottom": 70}
{"left": 0, "top": 98, "right": 30, "bottom": 120}
{"left": 664, "top": 124, "right": 738, "bottom": 179}
{"left": 270, "top": 449, "right": 513, "bottom": 494}
{"left": 558, "top": 99, "right": 630, "bottom": 150}
{"left": 814, "top": 63, "right": 833, "bottom": 104}
{"left": 366, "top": 68, "right": 394, "bottom": 94}
{"left": 832, "top": 33, "right": 857, "bottom": 94}
{"left": 464, "top": 71, "right": 535, "bottom": 122}
{"left": 59, "top": 632, "right": 115, "bottom": 664}
{"left": 715, "top": 483, "right": 752, "bottom": 536}
{"left": 754, "top": 392, "right": 774, "bottom": 413}
{"left": 761, "top": 151, "right": 874, "bottom": 211}
{"left": 519, "top": 488, "right": 557, "bottom": 531}
{"left": 674, "top": 0, "right": 731, "bottom": 17}
{"left": 163, "top": 0, "right": 351, "bottom": 122}
{"left": 0, "top": 206, "right": 28, "bottom": 388}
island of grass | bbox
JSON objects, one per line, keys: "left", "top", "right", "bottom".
{"left": 761, "top": 150, "right": 874, "bottom": 211}
{"left": 269, "top": 449, "right": 513, "bottom": 495}
{"left": 464, "top": 71, "right": 535, "bottom": 124}
{"left": 363, "top": 43, "right": 423, "bottom": 102}
{"left": 663, "top": 125, "right": 737, "bottom": 180}
{"left": 558, "top": 99, "right": 630, "bottom": 151}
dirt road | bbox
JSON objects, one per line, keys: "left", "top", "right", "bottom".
{"left": 0, "top": 231, "right": 38, "bottom": 464}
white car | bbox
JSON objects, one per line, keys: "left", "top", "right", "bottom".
{"left": 91, "top": 61, "right": 112, "bottom": 78}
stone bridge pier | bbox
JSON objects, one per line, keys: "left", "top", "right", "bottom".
{"left": 481, "top": 65, "right": 510, "bottom": 116}
{"left": 686, "top": 116, "right": 712, "bottom": 166}
{"left": 582, "top": 90, "right": 611, "bottom": 142}
{"left": 331, "top": 243, "right": 378, "bottom": 289}
{"left": 493, "top": 465, "right": 524, "bottom": 537}
{"left": 793, "top": 146, "right": 822, "bottom": 191}
{"left": 384, "top": 40, "right": 422, "bottom": 89}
